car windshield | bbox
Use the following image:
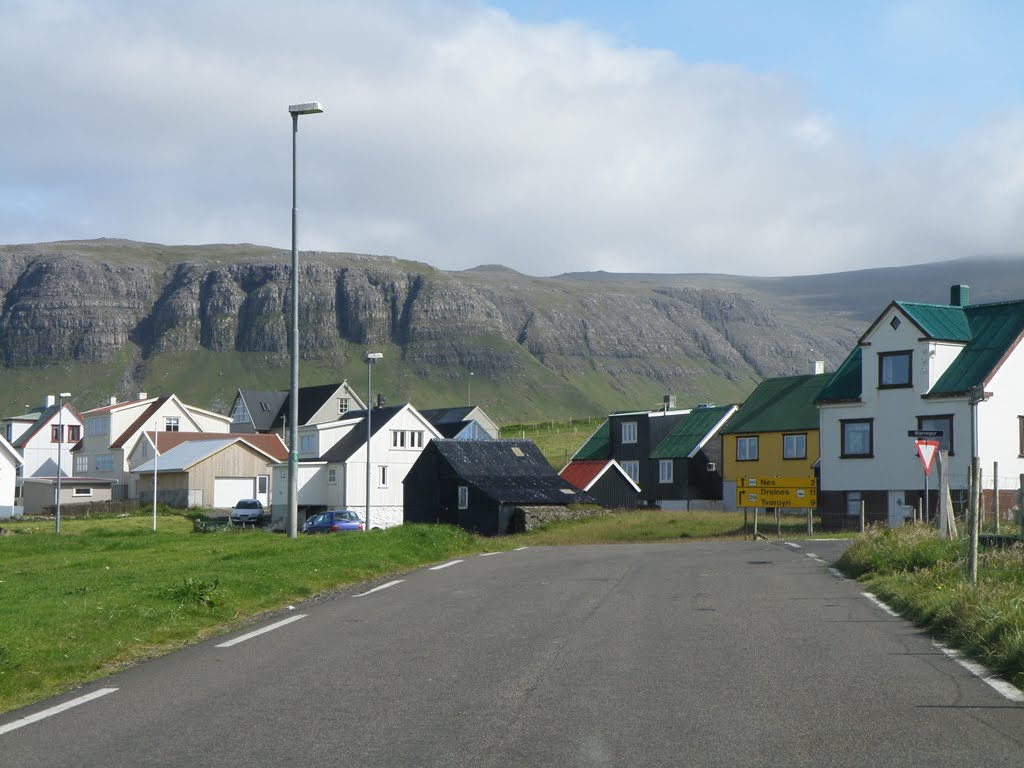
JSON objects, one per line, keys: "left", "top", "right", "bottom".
{"left": 237, "top": 500, "right": 259, "bottom": 509}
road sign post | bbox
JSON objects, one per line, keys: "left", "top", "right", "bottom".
{"left": 909, "top": 431, "right": 943, "bottom": 525}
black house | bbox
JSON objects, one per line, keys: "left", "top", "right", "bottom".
{"left": 404, "top": 440, "right": 593, "bottom": 536}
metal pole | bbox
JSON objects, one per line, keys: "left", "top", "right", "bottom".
{"left": 152, "top": 421, "right": 158, "bottom": 531}
{"left": 860, "top": 499, "right": 865, "bottom": 533}
{"left": 993, "top": 461, "right": 1000, "bottom": 534}
{"left": 55, "top": 394, "right": 65, "bottom": 534}
{"left": 287, "top": 112, "right": 300, "bottom": 540}
{"left": 924, "top": 468, "right": 930, "bottom": 524}
{"left": 969, "top": 457, "right": 979, "bottom": 583}
{"left": 365, "top": 360, "right": 373, "bottom": 531}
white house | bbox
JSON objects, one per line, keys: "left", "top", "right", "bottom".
{"left": 2, "top": 395, "right": 83, "bottom": 496}
{"left": 74, "top": 393, "right": 231, "bottom": 500}
{"left": 816, "top": 284, "right": 1024, "bottom": 528}
{"left": 0, "top": 434, "right": 22, "bottom": 519}
{"left": 269, "top": 403, "right": 442, "bottom": 530}
{"left": 229, "top": 381, "right": 365, "bottom": 435}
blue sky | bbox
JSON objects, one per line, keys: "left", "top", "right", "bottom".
{"left": 1, "top": 0, "right": 1023, "bottom": 277}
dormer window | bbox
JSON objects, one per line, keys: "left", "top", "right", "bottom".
{"left": 878, "top": 351, "right": 912, "bottom": 388}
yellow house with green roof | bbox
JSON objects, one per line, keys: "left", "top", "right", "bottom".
{"left": 720, "top": 370, "right": 830, "bottom": 510}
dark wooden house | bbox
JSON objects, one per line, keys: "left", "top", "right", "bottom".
{"left": 404, "top": 439, "right": 593, "bottom": 535}
{"left": 559, "top": 459, "right": 641, "bottom": 509}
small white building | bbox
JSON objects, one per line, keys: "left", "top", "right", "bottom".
{"left": 817, "top": 285, "right": 1024, "bottom": 527}
{"left": 0, "top": 434, "right": 22, "bottom": 519}
{"left": 2, "top": 395, "right": 83, "bottom": 497}
{"left": 270, "top": 403, "right": 441, "bottom": 529}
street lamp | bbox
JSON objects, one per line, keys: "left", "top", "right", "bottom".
{"left": 365, "top": 352, "right": 383, "bottom": 530}
{"left": 468, "top": 371, "right": 473, "bottom": 406}
{"left": 286, "top": 101, "right": 323, "bottom": 540}
{"left": 55, "top": 392, "right": 71, "bottom": 534}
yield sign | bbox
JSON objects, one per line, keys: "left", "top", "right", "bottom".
{"left": 916, "top": 440, "right": 939, "bottom": 475}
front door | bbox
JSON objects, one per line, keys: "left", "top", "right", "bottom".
{"left": 888, "top": 490, "right": 908, "bottom": 527}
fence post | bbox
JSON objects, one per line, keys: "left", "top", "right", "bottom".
{"left": 776, "top": 507, "right": 781, "bottom": 538}
{"left": 860, "top": 499, "right": 865, "bottom": 533}
{"left": 744, "top": 507, "right": 748, "bottom": 538}
{"left": 753, "top": 507, "right": 759, "bottom": 538}
{"left": 807, "top": 508, "right": 813, "bottom": 536}
{"left": 993, "top": 461, "right": 1000, "bottom": 534}
{"left": 1017, "top": 474, "right": 1024, "bottom": 534}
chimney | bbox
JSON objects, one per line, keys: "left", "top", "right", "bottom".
{"left": 950, "top": 284, "right": 970, "bottom": 307}
{"left": 663, "top": 394, "right": 676, "bottom": 410}
{"left": 375, "top": 393, "right": 386, "bottom": 409}
{"left": 109, "top": 396, "right": 118, "bottom": 406}
{"left": 812, "top": 360, "right": 825, "bottom": 375}
{"left": 45, "top": 395, "right": 56, "bottom": 408}
{"left": 137, "top": 392, "right": 148, "bottom": 400}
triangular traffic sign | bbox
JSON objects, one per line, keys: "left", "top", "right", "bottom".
{"left": 916, "top": 440, "right": 939, "bottom": 476}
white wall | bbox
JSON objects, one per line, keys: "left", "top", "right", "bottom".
{"left": 977, "top": 346, "right": 1024, "bottom": 490}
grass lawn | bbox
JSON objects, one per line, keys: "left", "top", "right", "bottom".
{"left": 836, "top": 524, "right": 1024, "bottom": 690}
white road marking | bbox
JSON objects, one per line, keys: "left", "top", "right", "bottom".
{"left": 862, "top": 592, "right": 900, "bottom": 618}
{"left": 215, "top": 614, "right": 307, "bottom": 647}
{"left": 355, "top": 580, "right": 405, "bottom": 597}
{"left": 479, "top": 552, "right": 501, "bottom": 557}
{"left": 935, "top": 643, "right": 1024, "bottom": 703}
{"left": 0, "top": 688, "right": 118, "bottom": 736}
{"left": 514, "top": 546, "right": 528, "bottom": 551}
{"left": 828, "top": 567, "right": 846, "bottom": 580}
{"left": 786, "top": 542, "right": 801, "bottom": 549}
{"left": 429, "top": 560, "right": 464, "bottom": 571}
{"left": 805, "top": 553, "right": 823, "bottom": 561}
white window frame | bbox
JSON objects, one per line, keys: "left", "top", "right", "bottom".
{"left": 736, "top": 436, "right": 758, "bottom": 461}
{"left": 378, "top": 465, "right": 389, "bottom": 488}
{"left": 328, "top": 467, "right": 337, "bottom": 484}
{"left": 299, "top": 434, "right": 317, "bottom": 454}
{"left": 231, "top": 400, "right": 250, "bottom": 423}
{"left": 74, "top": 455, "right": 89, "bottom": 474}
{"left": 458, "top": 485, "right": 469, "bottom": 510}
{"left": 73, "top": 487, "right": 93, "bottom": 497}
{"left": 621, "top": 460, "right": 640, "bottom": 484}
{"left": 621, "top": 421, "right": 637, "bottom": 444}
{"left": 164, "top": 416, "right": 180, "bottom": 432}
{"left": 338, "top": 397, "right": 349, "bottom": 415}
{"left": 95, "top": 454, "right": 113, "bottom": 472}
{"left": 783, "top": 433, "right": 807, "bottom": 460}
{"left": 658, "top": 460, "right": 673, "bottom": 484}
{"left": 87, "top": 416, "right": 110, "bottom": 436}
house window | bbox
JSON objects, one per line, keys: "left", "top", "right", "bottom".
{"left": 458, "top": 485, "right": 469, "bottom": 510}
{"left": 392, "top": 430, "right": 406, "bottom": 448}
{"left": 621, "top": 460, "right": 640, "bottom": 484}
{"left": 338, "top": 397, "right": 350, "bottom": 415}
{"left": 73, "top": 487, "right": 92, "bottom": 497}
{"left": 141, "top": 443, "right": 148, "bottom": 459}
{"left": 86, "top": 416, "right": 110, "bottom": 436}
{"left": 621, "top": 421, "right": 637, "bottom": 444}
{"left": 841, "top": 419, "right": 873, "bottom": 458}
{"left": 299, "top": 434, "right": 316, "bottom": 453}
{"left": 736, "top": 436, "right": 758, "bottom": 462}
{"left": 917, "top": 415, "right": 953, "bottom": 454}
{"left": 51, "top": 425, "right": 63, "bottom": 443}
{"left": 846, "top": 491, "right": 862, "bottom": 517}
{"left": 878, "top": 351, "right": 912, "bottom": 388}
{"left": 328, "top": 467, "right": 337, "bottom": 484}
{"left": 279, "top": 469, "right": 286, "bottom": 479}
{"left": 95, "top": 454, "right": 113, "bottom": 471}
{"left": 658, "top": 460, "right": 673, "bottom": 484}
{"left": 783, "top": 433, "right": 807, "bottom": 460}
{"left": 391, "top": 430, "right": 425, "bottom": 449}
{"left": 260, "top": 401, "right": 271, "bottom": 412}
{"left": 67, "top": 425, "right": 80, "bottom": 442}
{"left": 164, "top": 416, "right": 180, "bottom": 432}
{"left": 378, "top": 465, "right": 388, "bottom": 487}
{"left": 231, "top": 400, "right": 250, "bottom": 423}
{"left": 75, "top": 455, "right": 88, "bottom": 474}
{"left": 258, "top": 475, "right": 268, "bottom": 494}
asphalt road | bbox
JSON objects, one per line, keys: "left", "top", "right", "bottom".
{"left": 3, "top": 539, "right": 1023, "bottom": 767}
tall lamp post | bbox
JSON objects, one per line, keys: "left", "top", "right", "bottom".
{"left": 55, "top": 392, "right": 71, "bottom": 534}
{"left": 468, "top": 371, "right": 473, "bottom": 406}
{"left": 286, "top": 101, "right": 323, "bottom": 539}
{"left": 365, "top": 352, "right": 383, "bottom": 530}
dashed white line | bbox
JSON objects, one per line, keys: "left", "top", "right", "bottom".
{"left": 429, "top": 560, "right": 464, "bottom": 571}
{"left": 862, "top": 591, "right": 900, "bottom": 618}
{"left": 479, "top": 552, "right": 501, "bottom": 557}
{"left": 786, "top": 542, "right": 802, "bottom": 550}
{"left": 935, "top": 643, "right": 1024, "bottom": 703}
{"left": 828, "top": 567, "right": 846, "bottom": 580}
{"left": 215, "top": 614, "right": 307, "bottom": 647}
{"left": 0, "top": 688, "right": 118, "bottom": 736}
{"left": 805, "top": 553, "right": 823, "bottom": 562}
{"left": 356, "top": 579, "right": 405, "bottom": 597}
{"left": 514, "top": 546, "right": 528, "bottom": 551}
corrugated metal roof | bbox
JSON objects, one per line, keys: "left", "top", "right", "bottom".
{"left": 721, "top": 373, "right": 829, "bottom": 434}
{"left": 651, "top": 405, "right": 736, "bottom": 459}
{"left": 572, "top": 420, "right": 610, "bottom": 460}
{"left": 929, "top": 300, "right": 1024, "bottom": 395}
{"left": 815, "top": 347, "right": 863, "bottom": 403}
{"left": 134, "top": 438, "right": 236, "bottom": 473}
{"left": 559, "top": 459, "right": 640, "bottom": 493}
{"left": 895, "top": 302, "right": 971, "bottom": 341}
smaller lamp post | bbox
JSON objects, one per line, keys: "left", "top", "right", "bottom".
{"left": 365, "top": 352, "right": 383, "bottom": 530}
{"left": 55, "top": 392, "right": 71, "bottom": 534}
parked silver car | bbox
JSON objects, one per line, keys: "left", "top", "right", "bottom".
{"left": 230, "top": 498, "right": 265, "bottom": 525}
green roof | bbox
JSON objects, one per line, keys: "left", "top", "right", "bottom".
{"left": 651, "top": 405, "right": 735, "bottom": 459}
{"left": 895, "top": 302, "right": 971, "bottom": 341}
{"left": 929, "top": 300, "right": 1024, "bottom": 395}
{"left": 721, "top": 373, "right": 829, "bottom": 434}
{"left": 816, "top": 347, "right": 863, "bottom": 403}
{"left": 572, "top": 419, "right": 610, "bottom": 460}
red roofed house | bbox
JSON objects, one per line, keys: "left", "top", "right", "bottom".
{"left": 560, "top": 459, "right": 641, "bottom": 509}
{"left": 74, "top": 393, "right": 231, "bottom": 501}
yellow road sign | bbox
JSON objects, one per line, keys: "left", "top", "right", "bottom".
{"left": 740, "top": 476, "right": 817, "bottom": 489}
{"left": 738, "top": 486, "right": 817, "bottom": 508}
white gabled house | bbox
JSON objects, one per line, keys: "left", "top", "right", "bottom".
{"left": 2, "top": 395, "right": 83, "bottom": 496}
{"left": 269, "top": 403, "right": 442, "bottom": 530}
{"left": 74, "top": 393, "right": 231, "bottom": 500}
{"left": 0, "top": 434, "right": 22, "bottom": 519}
{"left": 229, "top": 381, "right": 365, "bottom": 435}
{"left": 816, "top": 284, "right": 1024, "bottom": 528}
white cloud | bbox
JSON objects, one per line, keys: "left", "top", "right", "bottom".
{"left": 1, "top": 0, "right": 1023, "bottom": 276}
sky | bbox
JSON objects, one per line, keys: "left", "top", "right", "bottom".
{"left": 2, "top": 0, "right": 1024, "bottom": 277}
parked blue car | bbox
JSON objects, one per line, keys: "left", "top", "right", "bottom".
{"left": 302, "top": 509, "right": 365, "bottom": 533}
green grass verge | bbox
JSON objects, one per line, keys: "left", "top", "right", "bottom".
{"left": 836, "top": 524, "right": 1024, "bottom": 690}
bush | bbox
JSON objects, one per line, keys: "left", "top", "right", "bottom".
{"left": 164, "top": 578, "right": 220, "bottom": 607}
{"left": 837, "top": 524, "right": 957, "bottom": 578}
